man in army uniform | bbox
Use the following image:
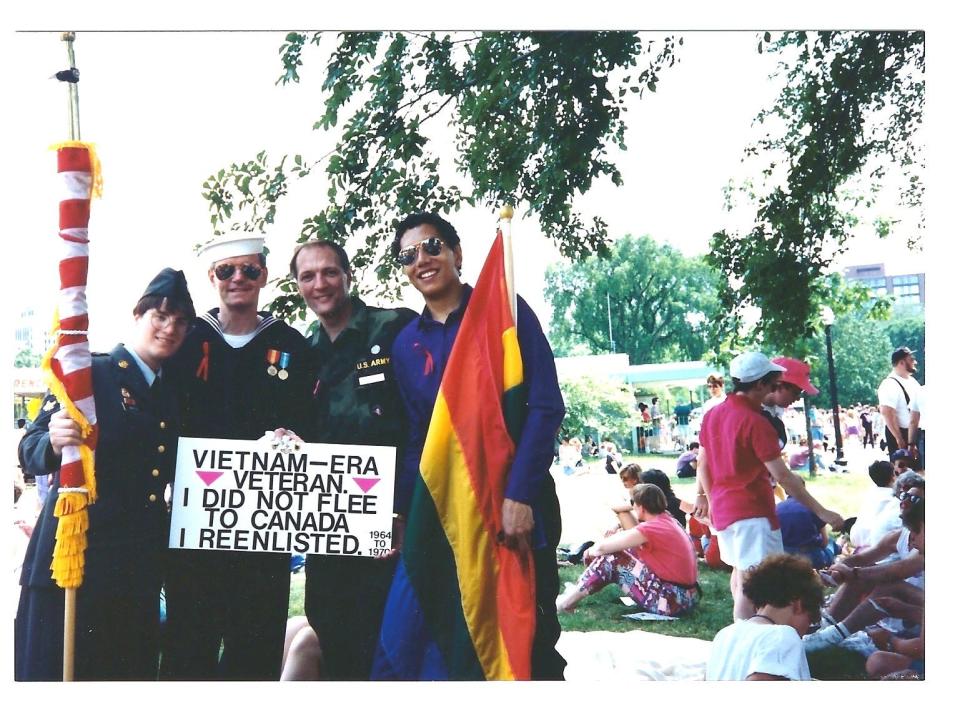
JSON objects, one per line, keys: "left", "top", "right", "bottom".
{"left": 291, "top": 239, "right": 415, "bottom": 680}
{"left": 161, "top": 236, "right": 312, "bottom": 680}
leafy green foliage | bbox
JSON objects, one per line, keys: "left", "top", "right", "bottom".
{"left": 709, "top": 31, "right": 924, "bottom": 350}
{"left": 769, "top": 280, "right": 922, "bottom": 408}
{"left": 880, "top": 312, "right": 925, "bottom": 385}
{"left": 559, "top": 375, "right": 636, "bottom": 441}
{"left": 807, "top": 310, "right": 897, "bottom": 408}
{"left": 545, "top": 235, "right": 722, "bottom": 364}
{"left": 202, "top": 31, "right": 680, "bottom": 309}
{"left": 14, "top": 348, "right": 41, "bottom": 368}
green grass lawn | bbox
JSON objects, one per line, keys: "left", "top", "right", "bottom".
{"left": 558, "top": 452, "right": 872, "bottom": 679}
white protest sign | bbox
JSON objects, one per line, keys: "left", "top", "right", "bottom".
{"left": 169, "top": 437, "right": 396, "bottom": 557}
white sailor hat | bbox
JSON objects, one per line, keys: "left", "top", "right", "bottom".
{"left": 729, "top": 351, "right": 786, "bottom": 383}
{"left": 198, "top": 235, "right": 265, "bottom": 268}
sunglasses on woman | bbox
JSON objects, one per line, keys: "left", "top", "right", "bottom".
{"left": 898, "top": 492, "right": 923, "bottom": 504}
{"left": 396, "top": 237, "right": 445, "bottom": 267}
{"left": 213, "top": 263, "right": 263, "bottom": 281}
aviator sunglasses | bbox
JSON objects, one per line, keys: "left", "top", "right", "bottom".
{"left": 396, "top": 236, "right": 445, "bottom": 267}
{"left": 214, "top": 262, "right": 263, "bottom": 281}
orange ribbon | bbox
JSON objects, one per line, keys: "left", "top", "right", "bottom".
{"left": 195, "top": 340, "right": 210, "bottom": 381}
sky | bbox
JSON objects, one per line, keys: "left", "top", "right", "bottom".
{"left": 4, "top": 23, "right": 929, "bottom": 353}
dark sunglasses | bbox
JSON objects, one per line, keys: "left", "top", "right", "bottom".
{"left": 396, "top": 237, "right": 445, "bottom": 267}
{"left": 214, "top": 263, "right": 263, "bottom": 281}
{"left": 898, "top": 492, "right": 923, "bottom": 504}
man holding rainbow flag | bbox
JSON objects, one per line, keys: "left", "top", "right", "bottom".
{"left": 371, "top": 210, "right": 566, "bottom": 680}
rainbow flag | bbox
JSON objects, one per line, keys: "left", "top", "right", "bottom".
{"left": 372, "top": 229, "right": 536, "bottom": 680}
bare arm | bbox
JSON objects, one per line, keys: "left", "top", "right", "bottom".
{"left": 907, "top": 409, "right": 921, "bottom": 460}
{"left": 890, "top": 617, "right": 924, "bottom": 660}
{"left": 764, "top": 457, "right": 843, "bottom": 531}
{"left": 693, "top": 450, "right": 710, "bottom": 520}
{"left": 615, "top": 510, "right": 639, "bottom": 530}
{"left": 839, "top": 529, "right": 900, "bottom": 567}
{"left": 853, "top": 551, "right": 924, "bottom": 584}
{"left": 584, "top": 525, "right": 646, "bottom": 561}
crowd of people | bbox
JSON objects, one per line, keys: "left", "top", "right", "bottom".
{"left": 556, "top": 347, "right": 926, "bottom": 680}
{"left": 14, "top": 206, "right": 925, "bottom": 680}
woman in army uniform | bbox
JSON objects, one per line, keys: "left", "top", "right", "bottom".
{"left": 15, "top": 268, "right": 194, "bottom": 680}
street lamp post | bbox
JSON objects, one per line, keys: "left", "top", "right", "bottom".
{"left": 821, "top": 306, "right": 846, "bottom": 467}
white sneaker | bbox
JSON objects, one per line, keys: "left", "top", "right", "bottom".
{"left": 556, "top": 583, "right": 579, "bottom": 613}
{"left": 803, "top": 624, "right": 847, "bottom": 653}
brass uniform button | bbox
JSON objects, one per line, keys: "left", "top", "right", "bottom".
{"left": 157, "top": 445, "right": 166, "bottom": 453}
{"left": 152, "top": 469, "right": 160, "bottom": 477}
{"left": 118, "top": 360, "right": 129, "bottom": 369}
{"left": 160, "top": 421, "right": 167, "bottom": 429}
{"left": 149, "top": 494, "right": 158, "bottom": 503}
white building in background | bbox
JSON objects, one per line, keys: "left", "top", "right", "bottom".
{"left": 14, "top": 306, "right": 55, "bottom": 357}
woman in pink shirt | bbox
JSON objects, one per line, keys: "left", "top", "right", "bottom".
{"left": 557, "top": 483, "right": 699, "bottom": 616}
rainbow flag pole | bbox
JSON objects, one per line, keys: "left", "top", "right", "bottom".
{"left": 42, "top": 31, "right": 101, "bottom": 681}
{"left": 372, "top": 206, "right": 536, "bottom": 680}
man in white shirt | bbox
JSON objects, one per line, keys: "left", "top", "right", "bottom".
{"left": 876, "top": 346, "right": 921, "bottom": 459}
{"left": 849, "top": 460, "right": 902, "bottom": 550}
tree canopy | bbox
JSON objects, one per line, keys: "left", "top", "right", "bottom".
{"left": 803, "top": 307, "right": 924, "bottom": 409}
{"left": 545, "top": 234, "right": 722, "bottom": 364}
{"left": 709, "top": 31, "right": 924, "bottom": 352}
{"left": 202, "top": 31, "right": 680, "bottom": 317}
{"left": 558, "top": 375, "right": 636, "bottom": 442}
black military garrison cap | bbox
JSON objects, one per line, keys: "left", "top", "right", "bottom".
{"left": 140, "top": 268, "right": 195, "bottom": 315}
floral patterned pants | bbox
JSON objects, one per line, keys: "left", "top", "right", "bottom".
{"left": 577, "top": 551, "right": 698, "bottom": 616}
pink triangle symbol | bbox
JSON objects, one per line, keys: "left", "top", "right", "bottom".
{"left": 196, "top": 470, "right": 224, "bottom": 486}
{"left": 353, "top": 477, "right": 380, "bottom": 493}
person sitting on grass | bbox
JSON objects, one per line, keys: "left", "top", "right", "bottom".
{"left": 803, "top": 481, "right": 924, "bottom": 653}
{"left": 776, "top": 494, "right": 839, "bottom": 569}
{"left": 865, "top": 497, "right": 925, "bottom": 680}
{"left": 891, "top": 448, "right": 918, "bottom": 478}
{"left": 613, "top": 464, "right": 690, "bottom": 530}
{"left": 706, "top": 553, "right": 824, "bottom": 681}
{"left": 676, "top": 442, "right": 700, "bottom": 479}
{"left": 849, "top": 460, "right": 902, "bottom": 551}
{"left": 280, "top": 616, "right": 324, "bottom": 680}
{"left": 604, "top": 440, "right": 623, "bottom": 474}
{"left": 557, "top": 483, "right": 699, "bottom": 617}
{"left": 640, "top": 468, "right": 690, "bottom": 529}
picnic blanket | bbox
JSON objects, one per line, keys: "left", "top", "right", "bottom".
{"left": 557, "top": 629, "right": 712, "bottom": 680}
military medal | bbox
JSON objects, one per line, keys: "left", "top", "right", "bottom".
{"left": 120, "top": 386, "right": 138, "bottom": 411}
{"left": 277, "top": 351, "right": 291, "bottom": 380}
{"left": 266, "top": 349, "right": 279, "bottom": 376}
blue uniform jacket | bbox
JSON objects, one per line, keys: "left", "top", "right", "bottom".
{"left": 18, "top": 345, "right": 179, "bottom": 591}
{"left": 391, "top": 285, "right": 565, "bottom": 547}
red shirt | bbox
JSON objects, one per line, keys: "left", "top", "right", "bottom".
{"left": 634, "top": 513, "right": 698, "bottom": 585}
{"left": 699, "top": 394, "right": 782, "bottom": 531}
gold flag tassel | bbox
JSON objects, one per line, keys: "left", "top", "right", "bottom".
{"left": 41, "top": 310, "right": 99, "bottom": 589}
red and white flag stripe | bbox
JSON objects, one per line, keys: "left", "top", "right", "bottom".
{"left": 48, "top": 144, "right": 99, "bottom": 494}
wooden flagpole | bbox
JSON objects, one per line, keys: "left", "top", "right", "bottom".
{"left": 60, "top": 30, "right": 79, "bottom": 683}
